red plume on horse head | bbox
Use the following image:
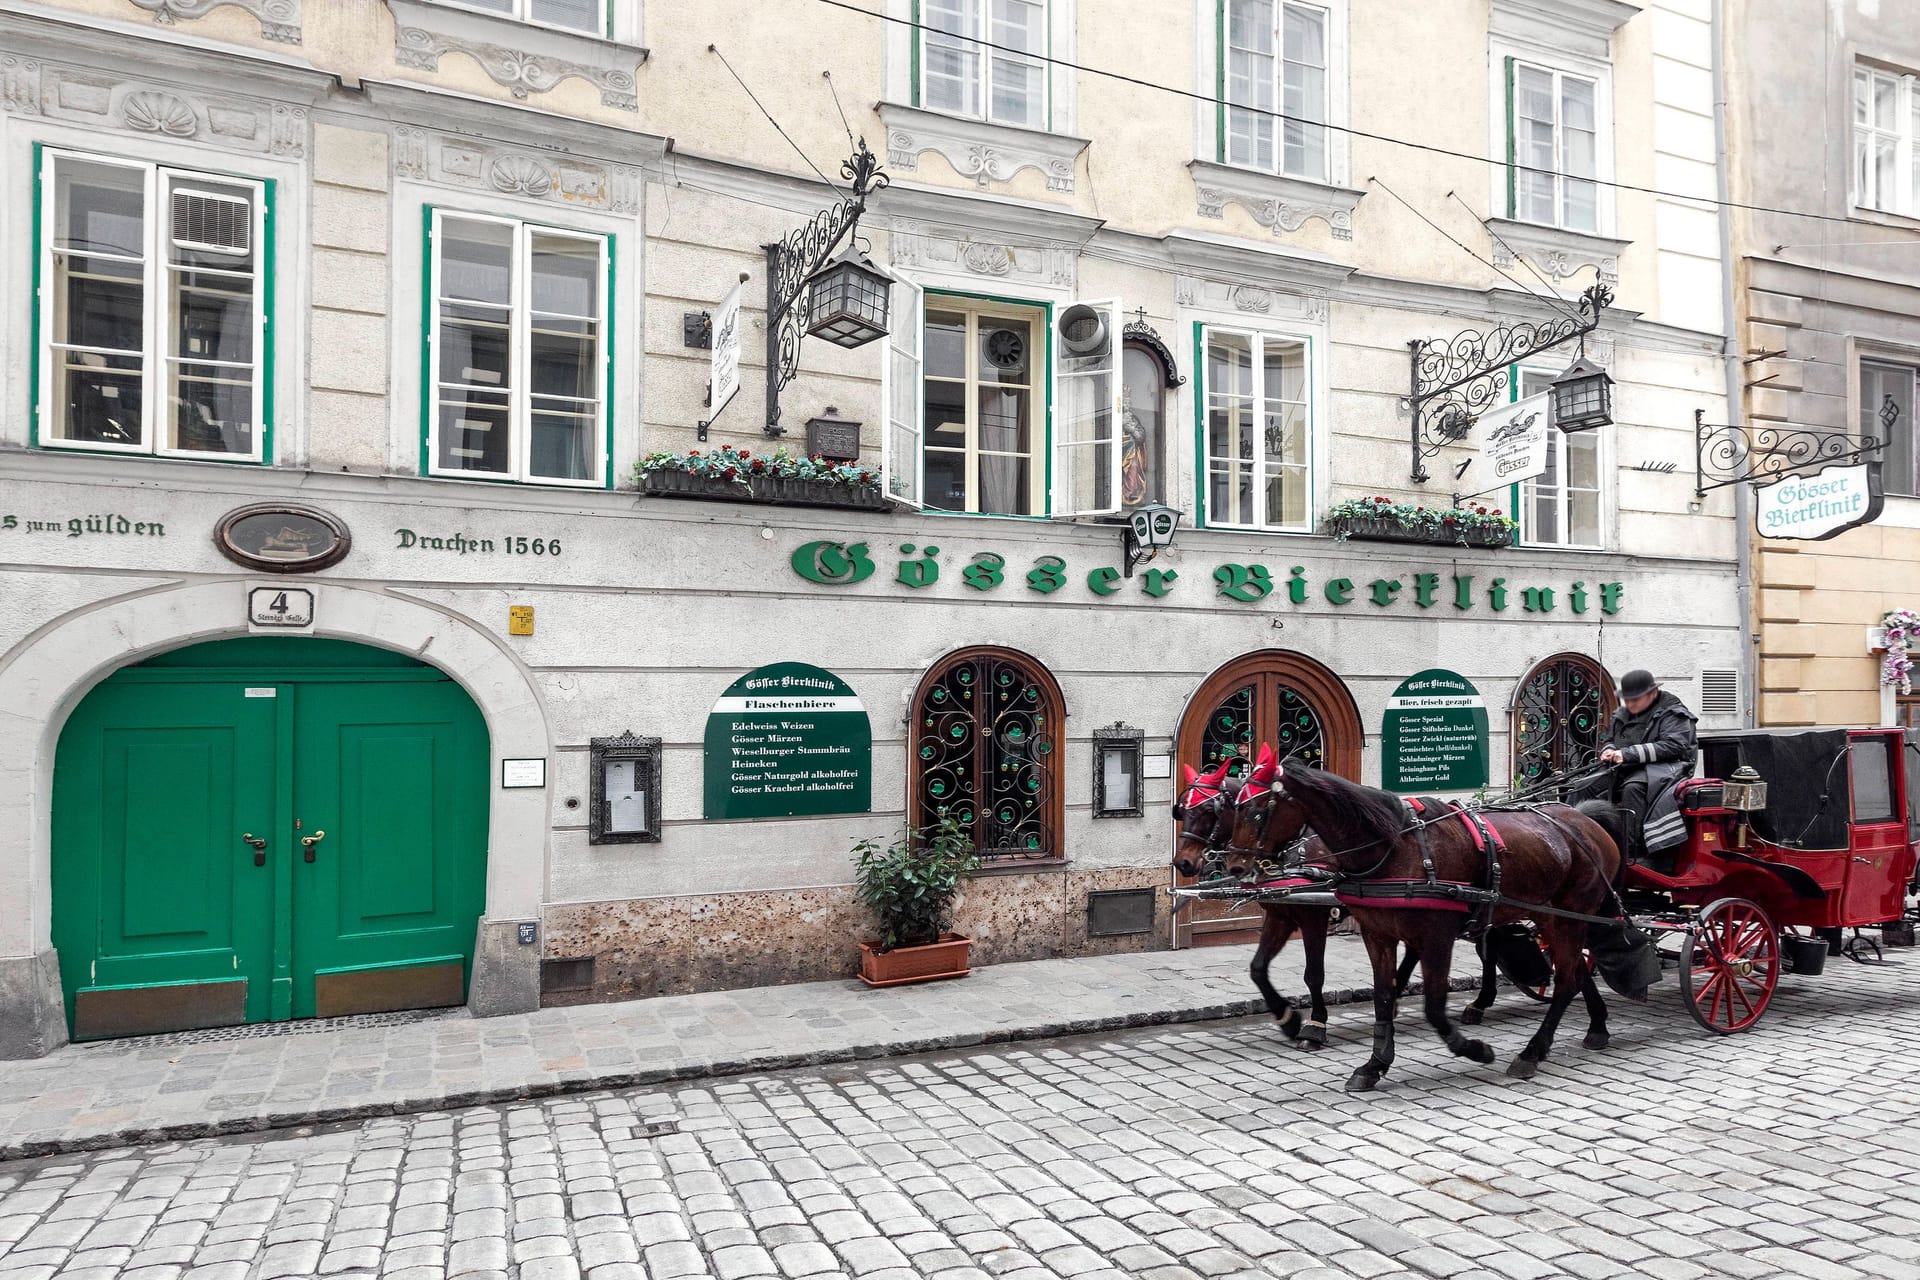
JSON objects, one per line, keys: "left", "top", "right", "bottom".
{"left": 1238, "top": 743, "right": 1278, "bottom": 800}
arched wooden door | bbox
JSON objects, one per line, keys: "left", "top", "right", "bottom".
{"left": 1511, "top": 653, "right": 1617, "bottom": 795}
{"left": 1173, "top": 651, "right": 1363, "bottom": 947}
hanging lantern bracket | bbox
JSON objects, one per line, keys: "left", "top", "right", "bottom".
{"left": 1693, "top": 408, "right": 1885, "bottom": 496}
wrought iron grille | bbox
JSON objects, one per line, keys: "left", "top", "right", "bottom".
{"left": 1197, "top": 681, "right": 1326, "bottom": 778}
{"left": 914, "top": 655, "right": 1058, "bottom": 860}
{"left": 1273, "top": 686, "right": 1327, "bottom": 769}
{"left": 1199, "top": 684, "right": 1255, "bottom": 779}
{"left": 1513, "top": 658, "right": 1611, "bottom": 792}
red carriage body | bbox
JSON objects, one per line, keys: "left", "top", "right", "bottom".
{"left": 1618, "top": 726, "right": 1920, "bottom": 1033}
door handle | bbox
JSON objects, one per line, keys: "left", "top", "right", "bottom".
{"left": 242, "top": 833, "right": 267, "bottom": 867}
{"left": 302, "top": 830, "right": 326, "bottom": 863}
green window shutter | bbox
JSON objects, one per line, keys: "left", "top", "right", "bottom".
{"left": 29, "top": 143, "right": 44, "bottom": 448}
{"left": 911, "top": 0, "right": 922, "bottom": 108}
{"left": 1216, "top": 0, "right": 1227, "bottom": 163}
{"left": 418, "top": 206, "right": 435, "bottom": 479}
{"left": 1504, "top": 55, "right": 1517, "bottom": 220}
{"left": 603, "top": 232, "right": 616, "bottom": 490}
{"left": 261, "top": 177, "right": 277, "bottom": 465}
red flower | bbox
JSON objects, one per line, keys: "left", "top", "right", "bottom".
{"left": 751, "top": 458, "right": 766, "bottom": 472}
{"left": 859, "top": 471, "right": 873, "bottom": 483}
{"left": 739, "top": 449, "right": 752, "bottom": 459}
{"left": 722, "top": 466, "right": 738, "bottom": 480}
{"left": 688, "top": 449, "right": 701, "bottom": 457}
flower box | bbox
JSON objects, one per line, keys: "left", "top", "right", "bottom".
{"left": 1329, "top": 515, "right": 1514, "bottom": 549}
{"left": 857, "top": 933, "right": 972, "bottom": 988}
{"left": 642, "top": 468, "right": 889, "bottom": 512}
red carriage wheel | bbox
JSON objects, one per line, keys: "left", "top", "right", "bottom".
{"left": 1680, "top": 897, "right": 1779, "bottom": 1034}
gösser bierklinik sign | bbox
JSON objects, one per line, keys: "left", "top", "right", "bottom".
{"left": 1754, "top": 461, "right": 1884, "bottom": 541}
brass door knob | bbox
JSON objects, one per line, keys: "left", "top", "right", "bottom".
{"left": 242, "top": 833, "right": 267, "bottom": 867}
{"left": 302, "top": 830, "right": 326, "bottom": 862}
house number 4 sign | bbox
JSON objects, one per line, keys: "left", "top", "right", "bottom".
{"left": 249, "top": 587, "right": 314, "bottom": 628}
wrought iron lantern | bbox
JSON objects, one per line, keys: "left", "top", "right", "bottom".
{"left": 1123, "top": 502, "right": 1182, "bottom": 577}
{"left": 1549, "top": 355, "right": 1614, "bottom": 434}
{"left": 804, "top": 242, "right": 892, "bottom": 349}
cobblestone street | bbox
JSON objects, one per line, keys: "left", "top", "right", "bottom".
{"left": 4, "top": 949, "right": 1918, "bottom": 1280}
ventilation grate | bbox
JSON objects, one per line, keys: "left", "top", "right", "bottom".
{"left": 171, "top": 188, "right": 251, "bottom": 256}
{"left": 1701, "top": 669, "right": 1739, "bottom": 717}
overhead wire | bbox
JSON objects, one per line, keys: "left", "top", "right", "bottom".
{"left": 810, "top": 0, "right": 1920, "bottom": 235}
{"left": 1369, "top": 176, "right": 1582, "bottom": 322}
{"left": 1447, "top": 190, "right": 1588, "bottom": 318}
{"left": 708, "top": 44, "right": 845, "bottom": 195}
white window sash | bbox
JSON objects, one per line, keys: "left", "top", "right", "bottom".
{"left": 1853, "top": 66, "right": 1918, "bottom": 216}
{"left": 1508, "top": 60, "right": 1600, "bottom": 232}
{"left": 1515, "top": 368, "right": 1604, "bottom": 549}
{"left": 1051, "top": 297, "right": 1122, "bottom": 517}
{"left": 883, "top": 275, "right": 926, "bottom": 509}
{"left": 1201, "top": 326, "right": 1312, "bottom": 533}
{"left": 1221, "top": 0, "right": 1330, "bottom": 181}
{"left": 39, "top": 149, "right": 266, "bottom": 463}
{"left": 920, "top": 0, "right": 1048, "bottom": 128}
{"left": 436, "top": 0, "right": 609, "bottom": 37}
{"left": 428, "top": 210, "right": 608, "bottom": 488}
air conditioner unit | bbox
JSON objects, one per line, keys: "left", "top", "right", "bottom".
{"left": 170, "top": 189, "right": 252, "bottom": 257}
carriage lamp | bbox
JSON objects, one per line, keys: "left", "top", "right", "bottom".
{"left": 1549, "top": 354, "right": 1615, "bottom": 434}
{"left": 1123, "top": 502, "right": 1183, "bottom": 577}
{"left": 1723, "top": 764, "right": 1767, "bottom": 850}
{"left": 804, "top": 242, "right": 893, "bottom": 348}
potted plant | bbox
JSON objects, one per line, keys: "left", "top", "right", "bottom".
{"left": 1325, "top": 495, "right": 1518, "bottom": 548}
{"left": 852, "top": 809, "right": 981, "bottom": 987}
{"left": 637, "top": 445, "right": 890, "bottom": 512}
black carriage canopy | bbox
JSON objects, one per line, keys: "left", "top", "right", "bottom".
{"left": 1698, "top": 728, "right": 1920, "bottom": 850}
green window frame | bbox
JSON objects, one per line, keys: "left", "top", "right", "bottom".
{"left": 1193, "top": 322, "right": 1314, "bottom": 533}
{"left": 1504, "top": 55, "right": 1600, "bottom": 233}
{"left": 33, "top": 145, "right": 274, "bottom": 465}
{"left": 422, "top": 207, "right": 614, "bottom": 489}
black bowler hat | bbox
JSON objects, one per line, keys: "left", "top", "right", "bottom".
{"left": 1620, "top": 669, "right": 1657, "bottom": 699}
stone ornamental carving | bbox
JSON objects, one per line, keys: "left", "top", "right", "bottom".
{"left": 1485, "top": 217, "right": 1628, "bottom": 288}
{"left": 487, "top": 155, "right": 553, "bottom": 197}
{"left": 127, "top": 0, "right": 302, "bottom": 43}
{"left": 120, "top": 91, "right": 197, "bottom": 136}
{"left": 888, "top": 226, "right": 1077, "bottom": 292}
{"left": 1188, "top": 161, "right": 1365, "bottom": 243}
{"left": 961, "top": 242, "right": 1014, "bottom": 276}
{"left": 1230, "top": 285, "right": 1273, "bottom": 313}
{"left": 878, "top": 104, "right": 1088, "bottom": 196}
{"left": 393, "top": 27, "right": 639, "bottom": 110}
{"left": 393, "top": 127, "right": 428, "bottom": 179}
{"left": 4, "top": 62, "right": 304, "bottom": 158}
{"left": 1175, "top": 275, "right": 1326, "bottom": 325}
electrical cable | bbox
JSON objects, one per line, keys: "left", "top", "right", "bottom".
{"left": 823, "top": 70, "right": 858, "bottom": 150}
{"left": 708, "top": 44, "right": 845, "bottom": 195}
{"left": 1448, "top": 190, "right": 1588, "bottom": 319}
{"left": 812, "top": 0, "right": 1920, "bottom": 235}
{"left": 1369, "top": 175, "right": 1583, "bottom": 323}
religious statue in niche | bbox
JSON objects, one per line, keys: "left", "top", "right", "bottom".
{"left": 1120, "top": 346, "right": 1165, "bottom": 511}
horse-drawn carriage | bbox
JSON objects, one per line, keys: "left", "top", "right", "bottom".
{"left": 1172, "top": 724, "right": 1920, "bottom": 1089}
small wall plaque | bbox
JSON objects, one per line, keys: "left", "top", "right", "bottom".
{"left": 214, "top": 503, "right": 351, "bottom": 573}
{"left": 806, "top": 407, "right": 862, "bottom": 462}
{"left": 517, "top": 922, "right": 539, "bottom": 946}
{"left": 249, "top": 586, "right": 314, "bottom": 628}
{"left": 1142, "top": 753, "right": 1172, "bottom": 780}
{"left": 508, "top": 605, "right": 534, "bottom": 636}
{"left": 501, "top": 758, "right": 547, "bottom": 788}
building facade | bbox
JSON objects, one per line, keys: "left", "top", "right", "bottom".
{"left": 0, "top": 0, "right": 1745, "bottom": 1056}
{"left": 1727, "top": 0, "right": 1920, "bottom": 730}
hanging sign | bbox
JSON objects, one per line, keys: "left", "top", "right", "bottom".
{"left": 704, "top": 663, "right": 871, "bottom": 820}
{"left": 1382, "top": 669, "right": 1490, "bottom": 793}
{"left": 1755, "top": 461, "right": 1883, "bottom": 541}
{"left": 1478, "top": 392, "right": 1552, "bottom": 485}
{"left": 709, "top": 279, "right": 745, "bottom": 420}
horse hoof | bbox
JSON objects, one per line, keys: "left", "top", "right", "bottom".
{"left": 1466, "top": 1040, "right": 1495, "bottom": 1064}
{"left": 1506, "top": 1057, "right": 1539, "bottom": 1080}
{"left": 1345, "top": 1071, "right": 1380, "bottom": 1093}
{"left": 1279, "top": 1009, "right": 1303, "bottom": 1039}
{"left": 1458, "top": 1006, "right": 1484, "bottom": 1026}
{"left": 1583, "top": 1031, "right": 1610, "bottom": 1051}
{"left": 1297, "top": 1038, "right": 1326, "bottom": 1053}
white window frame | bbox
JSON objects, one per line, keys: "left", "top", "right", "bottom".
{"left": 1515, "top": 366, "right": 1605, "bottom": 550}
{"left": 1507, "top": 59, "right": 1600, "bottom": 232}
{"left": 1198, "top": 324, "right": 1315, "bottom": 534}
{"left": 1488, "top": 44, "right": 1614, "bottom": 238}
{"left": 37, "top": 148, "right": 268, "bottom": 464}
{"left": 426, "top": 208, "right": 610, "bottom": 489}
{"left": 435, "top": 0, "right": 613, "bottom": 39}
{"left": 918, "top": 294, "right": 1051, "bottom": 516}
{"left": 1860, "top": 354, "right": 1919, "bottom": 498}
{"left": 1853, "top": 63, "right": 1920, "bottom": 218}
{"left": 1221, "top": 0, "right": 1335, "bottom": 183}
{"left": 916, "top": 0, "right": 1052, "bottom": 130}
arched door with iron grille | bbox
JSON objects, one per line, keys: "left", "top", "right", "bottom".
{"left": 1174, "top": 651, "right": 1361, "bottom": 946}
{"left": 1511, "top": 654, "right": 1617, "bottom": 793}
{"left": 909, "top": 647, "right": 1066, "bottom": 862}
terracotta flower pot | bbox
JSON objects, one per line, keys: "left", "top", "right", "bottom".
{"left": 857, "top": 933, "right": 972, "bottom": 988}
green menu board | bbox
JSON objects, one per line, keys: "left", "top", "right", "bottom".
{"left": 703, "top": 663, "right": 872, "bottom": 819}
{"left": 1382, "top": 668, "right": 1490, "bottom": 793}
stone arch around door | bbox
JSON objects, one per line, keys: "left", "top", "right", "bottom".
{"left": 907, "top": 646, "right": 1067, "bottom": 864}
{"left": 1173, "top": 650, "right": 1363, "bottom": 946}
{"left": 1511, "top": 653, "right": 1618, "bottom": 793}
{"left": 0, "top": 580, "right": 551, "bottom": 1058}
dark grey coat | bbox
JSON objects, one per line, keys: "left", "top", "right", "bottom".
{"left": 1602, "top": 690, "right": 1699, "bottom": 853}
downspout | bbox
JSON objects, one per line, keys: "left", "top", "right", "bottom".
{"left": 1711, "top": 0, "right": 1756, "bottom": 727}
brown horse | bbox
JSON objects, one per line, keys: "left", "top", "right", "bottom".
{"left": 1172, "top": 754, "right": 1505, "bottom": 1050}
{"left": 1222, "top": 762, "right": 1619, "bottom": 1091}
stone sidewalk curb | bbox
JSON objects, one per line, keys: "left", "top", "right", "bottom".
{"left": 0, "top": 974, "right": 1479, "bottom": 1162}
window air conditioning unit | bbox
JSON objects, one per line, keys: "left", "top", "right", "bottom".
{"left": 171, "top": 189, "right": 252, "bottom": 256}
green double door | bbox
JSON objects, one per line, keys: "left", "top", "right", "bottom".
{"left": 52, "top": 639, "right": 490, "bottom": 1040}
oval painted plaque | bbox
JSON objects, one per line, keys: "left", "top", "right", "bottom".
{"left": 214, "top": 504, "right": 352, "bottom": 573}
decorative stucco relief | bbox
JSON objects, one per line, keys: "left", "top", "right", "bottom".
{"left": 1188, "top": 160, "right": 1364, "bottom": 242}
{"left": 1177, "top": 275, "right": 1326, "bottom": 323}
{"left": 386, "top": 0, "right": 645, "bottom": 112}
{"left": 890, "top": 224, "right": 1076, "bottom": 290}
{"left": 1485, "top": 217, "right": 1629, "bottom": 288}
{"left": 127, "top": 0, "right": 302, "bottom": 44}
{"left": 392, "top": 126, "right": 634, "bottom": 215}
{"left": 878, "top": 102, "right": 1087, "bottom": 194}
{"left": 2, "top": 60, "right": 306, "bottom": 157}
